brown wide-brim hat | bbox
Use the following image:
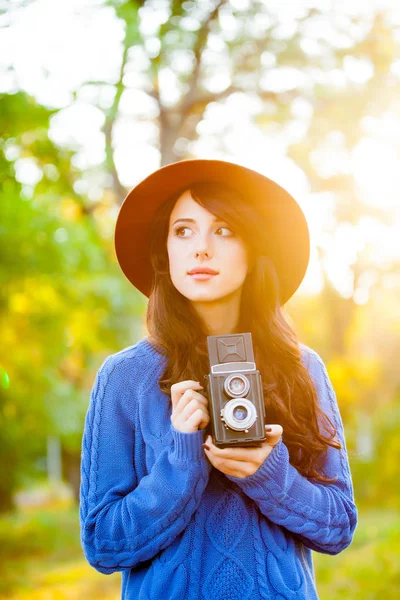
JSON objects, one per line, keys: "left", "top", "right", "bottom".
{"left": 114, "top": 159, "right": 310, "bottom": 305}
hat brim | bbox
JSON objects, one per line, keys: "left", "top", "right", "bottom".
{"left": 114, "top": 159, "right": 310, "bottom": 305}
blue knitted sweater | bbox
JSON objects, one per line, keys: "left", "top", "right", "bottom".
{"left": 79, "top": 337, "right": 358, "bottom": 600}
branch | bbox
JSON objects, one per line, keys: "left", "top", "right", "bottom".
{"left": 101, "top": 30, "right": 131, "bottom": 205}
{"left": 180, "top": 84, "right": 298, "bottom": 116}
{"left": 184, "top": 1, "right": 229, "bottom": 109}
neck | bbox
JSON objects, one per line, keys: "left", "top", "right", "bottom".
{"left": 192, "top": 289, "right": 243, "bottom": 336}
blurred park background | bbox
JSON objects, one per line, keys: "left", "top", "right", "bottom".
{"left": 1, "top": 0, "right": 400, "bottom": 598}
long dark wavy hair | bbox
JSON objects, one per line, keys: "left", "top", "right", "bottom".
{"left": 145, "top": 181, "right": 341, "bottom": 484}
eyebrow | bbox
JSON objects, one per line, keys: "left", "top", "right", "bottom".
{"left": 172, "top": 217, "right": 226, "bottom": 226}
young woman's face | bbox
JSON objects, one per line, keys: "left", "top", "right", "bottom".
{"left": 166, "top": 189, "right": 250, "bottom": 304}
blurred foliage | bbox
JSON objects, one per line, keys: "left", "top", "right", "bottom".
{"left": 0, "top": 90, "right": 147, "bottom": 510}
{"left": 316, "top": 508, "right": 400, "bottom": 599}
{"left": 351, "top": 396, "right": 400, "bottom": 510}
{"left": 0, "top": 501, "right": 121, "bottom": 598}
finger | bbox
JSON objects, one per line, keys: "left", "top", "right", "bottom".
{"left": 171, "top": 381, "right": 204, "bottom": 407}
{"left": 181, "top": 398, "right": 209, "bottom": 421}
{"left": 265, "top": 424, "right": 283, "bottom": 434}
{"left": 203, "top": 452, "right": 254, "bottom": 477}
{"left": 203, "top": 425, "right": 283, "bottom": 460}
{"left": 173, "top": 404, "right": 207, "bottom": 429}
{"left": 176, "top": 389, "right": 208, "bottom": 413}
{"left": 264, "top": 424, "right": 283, "bottom": 445}
{"left": 186, "top": 407, "right": 210, "bottom": 430}
{"left": 204, "top": 437, "right": 264, "bottom": 463}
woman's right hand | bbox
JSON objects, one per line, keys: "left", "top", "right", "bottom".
{"left": 170, "top": 380, "right": 210, "bottom": 433}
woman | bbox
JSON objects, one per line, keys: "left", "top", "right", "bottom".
{"left": 79, "top": 159, "right": 358, "bottom": 600}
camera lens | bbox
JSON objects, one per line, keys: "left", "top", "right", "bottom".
{"left": 224, "top": 373, "right": 250, "bottom": 398}
{"left": 229, "top": 377, "right": 246, "bottom": 395}
{"left": 233, "top": 405, "right": 248, "bottom": 421}
{"left": 220, "top": 398, "right": 257, "bottom": 431}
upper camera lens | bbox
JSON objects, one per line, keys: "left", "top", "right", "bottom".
{"left": 228, "top": 377, "right": 246, "bottom": 395}
{"left": 224, "top": 373, "right": 250, "bottom": 398}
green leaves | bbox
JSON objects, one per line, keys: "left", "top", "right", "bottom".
{"left": 0, "top": 89, "right": 144, "bottom": 510}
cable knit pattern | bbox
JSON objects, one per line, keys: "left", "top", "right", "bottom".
{"left": 225, "top": 345, "right": 358, "bottom": 556}
{"left": 79, "top": 338, "right": 358, "bottom": 599}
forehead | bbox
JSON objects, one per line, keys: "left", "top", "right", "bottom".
{"left": 169, "top": 190, "right": 225, "bottom": 225}
{"left": 169, "top": 189, "right": 210, "bottom": 218}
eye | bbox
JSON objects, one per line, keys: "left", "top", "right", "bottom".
{"left": 216, "top": 226, "right": 234, "bottom": 236}
{"left": 173, "top": 226, "right": 192, "bottom": 237}
{"left": 172, "top": 225, "right": 235, "bottom": 238}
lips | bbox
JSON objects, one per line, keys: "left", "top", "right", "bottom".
{"left": 189, "top": 272, "right": 217, "bottom": 281}
{"left": 188, "top": 267, "right": 218, "bottom": 275}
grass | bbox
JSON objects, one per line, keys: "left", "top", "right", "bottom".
{"left": 0, "top": 501, "right": 119, "bottom": 599}
{"left": 1, "top": 500, "right": 399, "bottom": 599}
{"left": 314, "top": 508, "right": 400, "bottom": 599}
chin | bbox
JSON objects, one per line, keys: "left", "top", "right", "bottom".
{"left": 186, "top": 291, "right": 219, "bottom": 301}
{"left": 176, "top": 285, "right": 218, "bottom": 300}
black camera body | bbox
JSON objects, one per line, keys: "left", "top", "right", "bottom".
{"left": 203, "top": 332, "right": 266, "bottom": 448}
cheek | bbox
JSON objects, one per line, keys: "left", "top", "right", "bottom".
{"left": 225, "top": 244, "right": 248, "bottom": 271}
{"left": 167, "top": 241, "right": 182, "bottom": 274}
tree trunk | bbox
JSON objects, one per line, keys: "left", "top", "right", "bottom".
{"left": 62, "top": 448, "right": 81, "bottom": 504}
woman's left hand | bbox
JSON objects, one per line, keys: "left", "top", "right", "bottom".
{"left": 202, "top": 424, "right": 283, "bottom": 479}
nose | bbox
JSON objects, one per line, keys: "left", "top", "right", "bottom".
{"left": 195, "top": 249, "right": 209, "bottom": 258}
{"left": 194, "top": 234, "right": 212, "bottom": 259}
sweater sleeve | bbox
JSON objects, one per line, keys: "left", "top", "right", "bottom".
{"left": 79, "top": 352, "right": 212, "bottom": 574}
{"left": 225, "top": 346, "right": 358, "bottom": 555}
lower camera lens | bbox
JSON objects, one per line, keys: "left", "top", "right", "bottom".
{"left": 233, "top": 405, "right": 248, "bottom": 421}
{"left": 220, "top": 398, "right": 257, "bottom": 431}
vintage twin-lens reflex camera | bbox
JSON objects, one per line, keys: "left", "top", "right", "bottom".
{"left": 203, "top": 332, "right": 268, "bottom": 448}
